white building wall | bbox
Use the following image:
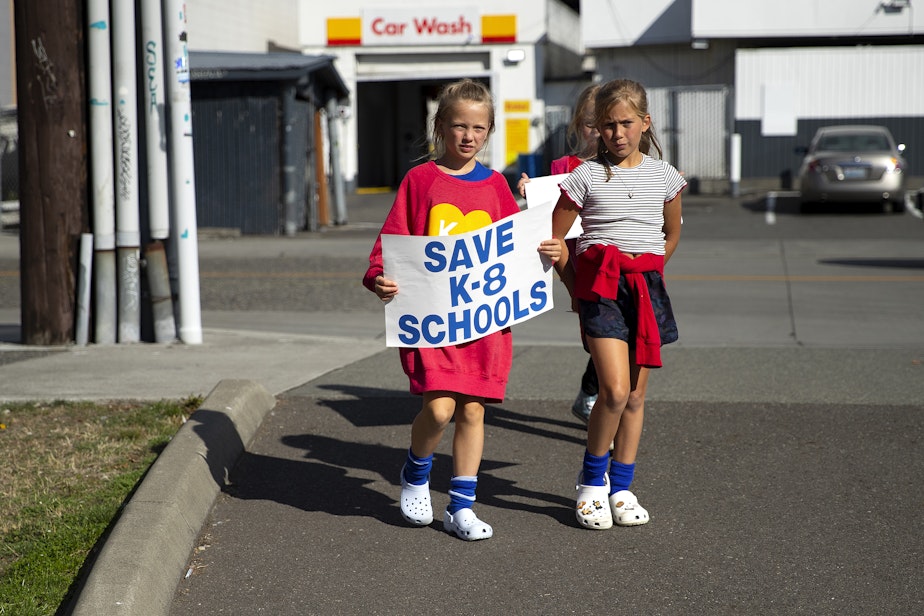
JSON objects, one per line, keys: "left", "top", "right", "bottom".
{"left": 694, "top": 0, "right": 924, "bottom": 38}
{"left": 584, "top": 0, "right": 923, "bottom": 47}
{"left": 582, "top": 0, "right": 691, "bottom": 48}
{"left": 187, "top": 0, "right": 301, "bottom": 52}
{"left": 547, "top": 0, "right": 583, "bottom": 53}
{"left": 735, "top": 45, "right": 924, "bottom": 122}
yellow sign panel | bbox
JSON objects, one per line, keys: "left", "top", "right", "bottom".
{"left": 482, "top": 14, "right": 517, "bottom": 43}
{"left": 327, "top": 17, "right": 362, "bottom": 46}
{"left": 504, "top": 100, "right": 531, "bottom": 114}
{"left": 505, "top": 118, "right": 530, "bottom": 167}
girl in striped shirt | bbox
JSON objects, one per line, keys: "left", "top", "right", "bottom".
{"left": 551, "top": 79, "right": 686, "bottom": 530}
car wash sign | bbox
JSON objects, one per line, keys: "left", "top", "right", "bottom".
{"left": 380, "top": 204, "right": 554, "bottom": 348}
{"left": 327, "top": 8, "right": 516, "bottom": 46}
{"left": 364, "top": 7, "right": 478, "bottom": 45}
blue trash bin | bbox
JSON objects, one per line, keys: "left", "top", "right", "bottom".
{"left": 518, "top": 153, "right": 541, "bottom": 178}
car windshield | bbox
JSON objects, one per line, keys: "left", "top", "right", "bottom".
{"left": 816, "top": 133, "right": 891, "bottom": 152}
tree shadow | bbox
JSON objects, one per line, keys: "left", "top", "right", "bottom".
{"left": 224, "top": 445, "right": 404, "bottom": 525}
{"left": 741, "top": 194, "right": 801, "bottom": 215}
{"left": 220, "top": 387, "right": 579, "bottom": 527}
{"left": 305, "top": 384, "right": 589, "bottom": 449}
{"left": 740, "top": 193, "right": 899, "bottom": 217}
{"left": 818, "top": 258, "right": 924, "bottom": 270}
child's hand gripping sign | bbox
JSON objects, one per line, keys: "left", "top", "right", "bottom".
{"left": 381, "top": 203, "right": 556, "bottom": 348}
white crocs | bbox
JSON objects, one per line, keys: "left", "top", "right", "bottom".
{"left": 609, "top": 490, "right": 649, "bottom": 526}
{"left": 399, "top": 465, "right": 433, "bottom": 526}
{"left": 443, "top": 508, "right": 493, "bottom": 541}
{"left": 575, "top": 473, "right": 613, "bottom": 530}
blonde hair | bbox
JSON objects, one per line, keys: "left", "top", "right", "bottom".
{"left": 429, "top": 79, "right": 495, "bottom": 161}
{"left": 593, "top": 79, "right": 664, "bottom": 180}
{"left": 566, "top": 84, "right": 600, "bottom": 159}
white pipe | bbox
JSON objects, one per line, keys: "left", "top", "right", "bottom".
{"left": 141, "top": 0, "right": 170, "bottom": 240}
{"left": 163, "top": 0, "right": 202, "bottom": 344}
{"left": 145, "top": 241, "right": 177, "bottom": 342}
{"left": 117, "top": 247, "right": 141, "bottom": 342}
{"left": 766, "top": 191, "right": 777, "bottom": 226}
{"left": 75, "top": 233, "right": 93, "bottom": 347}
{"left": 730, "top": 133, "right": 742, "bottom": 198}
{"left": 87, "top": 0, "right": 116, "bottom": 344}
{"left": 95, "top": 250, "right": 117, "bottom": 343}
{"left": 113, "top": 0, "right": 141, "bottom": 343}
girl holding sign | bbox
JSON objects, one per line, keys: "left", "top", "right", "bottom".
{"left": 363, "top": 79, "right": 560, "bottom": 541}
{"left": 551, "top": 79, "right": 685, "bottom": 530}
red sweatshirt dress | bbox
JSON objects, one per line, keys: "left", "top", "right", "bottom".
{"left": 363, "top": 162, "right": 521, "bottom": 403}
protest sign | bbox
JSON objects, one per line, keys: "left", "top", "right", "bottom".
{"left": 523, "top": 173, "right": 582, "bottom": 239}
{"left": 381, "top": 203, "right": 555, "bottom": 348}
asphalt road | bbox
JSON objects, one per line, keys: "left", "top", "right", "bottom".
{"left": 2, "top": 189, "right": 922, "bottom": 614}
{"left": 166, "top": 191, "right": 924, "bottom": 615}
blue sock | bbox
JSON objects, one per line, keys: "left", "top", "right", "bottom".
{"left": 609, "top": 460, "right": 636, "bottom": 495}
{"left": 402, "top": 448, "right": 433, "bottom": 486}
{"left": 447, "top": 475, "right": 478, "bottom": 514}
{"left": 582, "top": 450, "right": 610, "bottom": 487}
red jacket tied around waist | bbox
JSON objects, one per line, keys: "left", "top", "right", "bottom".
{"left": 574, "top": 244, "right": 665, "bottom": 368}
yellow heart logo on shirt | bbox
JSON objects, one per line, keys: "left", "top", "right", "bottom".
{"left": 428, "top": 203, "right": 493, "bottom": 236}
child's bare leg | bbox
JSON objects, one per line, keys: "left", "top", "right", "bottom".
{"left": 444, "top": 394, "right": 493, "bottom": 540}
{"left": 451, "top": 395, "right": 485, "bottom": 477}
{"left": 612, "top": 363, "right": 649, "bottom": 464}
{"left": 409, "top": 391, "right": 457, "bottom": 457}
{"left": 585, "top": 337, "right": 631, "bottom": 456}
{"left": 609, "top": 361, "right": 651, "bottom": 526}
{"left": 400, "top": 392, "right": 456, "bottom": 527}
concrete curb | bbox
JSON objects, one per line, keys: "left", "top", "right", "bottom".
{"left": 63, "top": 380, "right": 276, "bottom": 616}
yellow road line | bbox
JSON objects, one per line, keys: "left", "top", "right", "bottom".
{"left": 2, "top": 270, "right": 922, "bottom": 282}
{"left": 667, "top": 274, "right": 924, "bottom": 282}
{"left": 199, "top": 271, "right": 359, "bottom": 279}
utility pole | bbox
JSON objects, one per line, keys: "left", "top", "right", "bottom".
{"left": 13, "top": 0, "right": 88, "bottom": 344}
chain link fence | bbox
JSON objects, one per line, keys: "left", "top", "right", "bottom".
{"left": 648, "top": 85, "right": 730, "bottom": 191}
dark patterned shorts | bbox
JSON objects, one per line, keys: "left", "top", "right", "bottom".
{"left": 578, "top": 271, "right": 679, "bottom": 347}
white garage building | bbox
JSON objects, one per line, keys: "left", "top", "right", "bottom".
{"left": 581, "top": 0, "right": 924, "bottom": 192}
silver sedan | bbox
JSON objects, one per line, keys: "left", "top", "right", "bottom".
{"left": 797, "top": 125, "right": 907, "bottom": 212}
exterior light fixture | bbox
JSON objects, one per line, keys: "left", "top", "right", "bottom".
{"left": 505, "top": 49, "right": 526, "bottom": 64}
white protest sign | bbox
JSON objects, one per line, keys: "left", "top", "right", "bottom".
{"left": 523, "top": 173, "right": 582, "bottom": 239}
{"left": 381, "top": 203, "right": 555, "bottom": 348}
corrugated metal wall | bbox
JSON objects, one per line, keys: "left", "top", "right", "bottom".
{"left": 735, "top": 46, "right": 924, "bottom": 121}
{"left": 192, "top": 84, "right": 283, "bottom": 234}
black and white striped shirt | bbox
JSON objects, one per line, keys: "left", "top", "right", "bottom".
{"left": 560, "top": 155, "right": 686, "bottom": 256}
